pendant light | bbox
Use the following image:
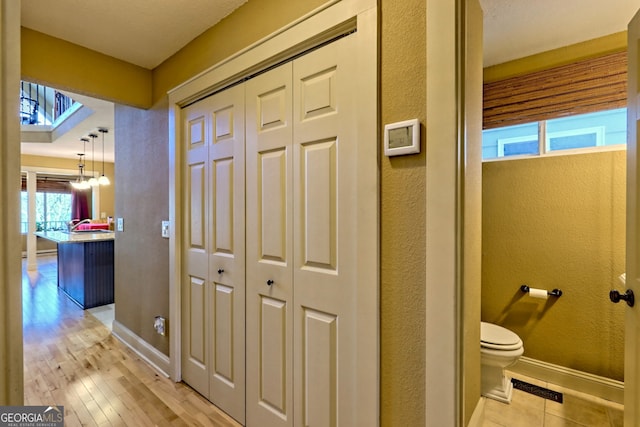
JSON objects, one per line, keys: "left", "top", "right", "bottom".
{"left": 87, "top": 133, "right": 99, "bottom": 187}
{"left": 97, "top": 128, "right": 110, "bottom": 186}
{"left": 70, "top": 152, "right": 90, "bottom": 190}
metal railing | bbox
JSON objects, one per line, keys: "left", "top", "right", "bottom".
{"left": 20, "top": 81, "right": 75, "bottom": 125}
{"left": 21, "top": 220, "right": 69, "bottom": 234}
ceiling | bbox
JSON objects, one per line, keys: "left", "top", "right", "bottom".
{"left": 19, "top": 0, "right": 640, "bottom": 162}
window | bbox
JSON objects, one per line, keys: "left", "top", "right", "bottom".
{"left": 20, "top": 174, "right": 75, "bottom": 233}
{"left": 20, "top": 191, "right": 73, "bottom": 233}
{"left": 482, "top": 108, "right": 626, "bottom": 161}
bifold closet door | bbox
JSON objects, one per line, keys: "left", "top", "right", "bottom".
{"left": 246, "top": 33, "right": 360, "bottom": 427}
{"left": 181, "top": 84, "right": 246, "bottom": 424}
{"left": 246, "top": 62, "right": 294, "bottom": 427}
{"left": 291, "top": 34, "right": 358, "bottom": 427}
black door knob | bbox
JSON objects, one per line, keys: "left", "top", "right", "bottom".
{"left": 217, "top": 269, "right": 224, "bottom": 274}
{"left": 610, "top": 289, "right": 635, "bottom": 307}
{"left": 267, "top": 279, "right": 274, "bottom": 286}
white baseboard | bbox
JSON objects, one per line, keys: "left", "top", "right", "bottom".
{"left": 510, "top": 356, "right": 624, "bottom": 404}
{"left": 467, "top": 397, "right": 485, "bottom": 427}
{"left": 112, "top": 320, "right": 171, "bottom": 378}
{"left": 21, "top": 249, "right": 57, "bottom": 257}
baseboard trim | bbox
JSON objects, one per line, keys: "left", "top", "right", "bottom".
{"left": 112, "top": 320, "right": 171, "bottom": 378}
{"left": 467, "top": 397, "right": 485, "bottom": 427}
{"left": 510, "top": 356, "right": 624, "bottom": 404}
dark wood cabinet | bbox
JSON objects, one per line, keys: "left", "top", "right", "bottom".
{"left": 57, "top": 240, "right": 114, "bottom": 309}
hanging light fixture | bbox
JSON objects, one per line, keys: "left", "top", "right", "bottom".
{"left": 97, "top": 128, "right": 110, "bottom": 186}
{"left": 87, "top": 133, "right": 99, "bottom": 187}
{"left": 70, "top": 152, "right": 90, "bottom": 190}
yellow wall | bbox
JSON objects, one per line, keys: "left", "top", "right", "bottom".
{"left": 20, "top": 154, "right": 115, "bottom": 219}
{"left": 21, "top": 28, "right": 151, "bottom": 108}
{"left": 482, "top": 36, "right": 629, "bottom": 382}
{"left": 152, "top": 0, "right": 328, "bottom": 101}
{"left": 482, "top": 151, "right": 626, "bottom": 380}
{"left": 380, "top": 0, "right": 426, "bottom": 425}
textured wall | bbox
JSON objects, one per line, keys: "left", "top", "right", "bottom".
{"left": 380, "top": 0, "right": 426, "bottom": 425}
{"left": 482, "top": 151, "right": 626, "bottom": 381}
{"left": 21, "top": 28, "right": 151, "bottom": 108}
{"left": 152, "top": 0, "right": 327, "bottom": 102}
{"left": 114, "top": 100, "right": 170, "bottom": 355}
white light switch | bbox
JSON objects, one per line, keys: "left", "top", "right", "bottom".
{"left": 161, "top": 221, "right": 170, "bottom": 238}
{"left": 116, "top": 217, "right": 124, "bottom": 232}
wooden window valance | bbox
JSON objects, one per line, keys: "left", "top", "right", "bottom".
{"left": 483, "top": 51, "right": 627, "bottom": 130}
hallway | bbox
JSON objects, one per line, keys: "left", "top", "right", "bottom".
{"left": 22, "top": 255, "right": 241, "bottom": 426}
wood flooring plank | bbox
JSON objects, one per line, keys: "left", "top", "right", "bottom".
{"left": 23, "top": 255, "right": 242, "bottom": 427}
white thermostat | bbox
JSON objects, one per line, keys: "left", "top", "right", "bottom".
{"left": 384, "top": 118, "right": 420, "bottom": 157}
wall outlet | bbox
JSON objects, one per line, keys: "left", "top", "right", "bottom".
{"left": 154, "top": 316, "right": 166, "bottom": 336}
{"left": 161, "top": 220, "right": 170, "bottom": 238}
{"left": 116, "top": 217, "right": 124, "bottom": 232}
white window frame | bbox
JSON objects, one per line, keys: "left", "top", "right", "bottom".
{"left": 497, "top": 134, "right": 538, "bottom": 157}
{"left": 545, "top": 125, "right": 605, "bottom": 152}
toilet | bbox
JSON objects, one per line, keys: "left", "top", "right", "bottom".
{"left": 480, "top": 321, "right": 524, "bottom": 404}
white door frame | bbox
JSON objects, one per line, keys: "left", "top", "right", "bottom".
{"left": 0, "top": 0, "right": 23, "bottom": 406}
{"left": 425, "top": 0, "right": 469, "bottom": 425}
{"left": 167, "top": 0, "right": 379, "bottom": 424}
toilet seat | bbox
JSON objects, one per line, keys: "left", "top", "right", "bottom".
{"left": 481, "top": 322, "right": 523, "bottom": 351}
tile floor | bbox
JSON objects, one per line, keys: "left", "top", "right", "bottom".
{"left": 482, "top": 372, "right": 624, "bottom": 427}
{"left": 87, "top": 303, "right": 115, "bottom": 331}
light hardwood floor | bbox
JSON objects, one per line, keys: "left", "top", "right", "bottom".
{"left": 22, "top": 255, "right": 241, "bottom": 427}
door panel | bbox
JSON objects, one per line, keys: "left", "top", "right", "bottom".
{"left": 212, "top": 158, "right": 234, "bottom": 254}
{"left": 626, "top": 9, "right": 640, "bottom": 426}
{"left": 300, "top": 139, "right": 336, "bottom": 269}
{"left": 213, "top": 283, "right": 234, "bottom": 383}
{"left": 302, "top": 308, "right": 338, "bottom": 427}
{"left": 246, "top": 62, "right": 294, "bottom": 427}
{"left": 260, "top": 295, "right": 288, "bottom": 416}
{"left": 207, "top": 85, "right": 246, "bottom": 424}
{"left": 182, "top": 84, "right": 246, "bottom": 424}
{"left": 293, "top": 35, "right": 358, "bottom": 427}
{"left": 188, "top": 276, "right": 207, "bottom": 367}
{"left": 182, "top": 102, "right": 211, "bottom": 397}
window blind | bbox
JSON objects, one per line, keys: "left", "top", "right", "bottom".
{"left": 21, "top": 174, "right": 74, "bottom": 193}
{"left": 483, "top": 51, "right": 627, "bottom": 130}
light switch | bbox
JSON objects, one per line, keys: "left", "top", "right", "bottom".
{"left": 161, "top": 221, "right": 170, "bottom": 238}
{"left": 116, "top": 217, "right": 124, "bottom": 232}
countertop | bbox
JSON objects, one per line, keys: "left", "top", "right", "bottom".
{"left": 35, "top": 230, "right": 115, "bottom": 244}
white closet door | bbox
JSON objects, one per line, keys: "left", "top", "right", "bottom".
{"left": 292, "top": 35, "right": 358, "bottom": 427}
{"left": 207, "top": 85, "right": 246, "bottom": 424}
{"left": 182, "top": 84, "right": 246, "bottom": 424}
{"left": 182, "top": 98, "right": 211, "bottom": 397}
{"left": 246, "top": 62, "right": 294, "bottom": 427}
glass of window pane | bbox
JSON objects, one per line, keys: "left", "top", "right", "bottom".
{"left": 482, "top": 123, "right": 539, "bottom": 160}
{"left": 546, "top": 108, "right": 626, "bottom": 152}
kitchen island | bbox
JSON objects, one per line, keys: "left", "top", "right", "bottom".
{"left": 36, "top": 230, "right": 114, "bottom": 309}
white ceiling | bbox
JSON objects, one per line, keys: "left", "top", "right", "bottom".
{"left": 19, "top": 0, "right": 640, "bottom": 162}
{"left": 481, "top": 0, "right": 638, "bottom": 67}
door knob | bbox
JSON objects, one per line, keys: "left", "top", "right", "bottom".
{"left": 217, "top": 268, "right": 224, "bottom": 274}
{"left": 609, "top": 289, "right": 635, "bottom": 307}
{"left": 267, "top": 279, "right": 274, "bottom": 286}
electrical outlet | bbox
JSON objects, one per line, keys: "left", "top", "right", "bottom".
{"left": 161, "top": 221, "right": 170, "bottom": 238}
{"left": 154, "top": 316, "right": 166, "bottom": 336}
{"left": 116, "top": 217, "right": 124, "bottom": 232}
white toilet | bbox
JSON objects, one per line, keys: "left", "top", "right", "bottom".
{"left": 481, "top": 321, "right": 524, "bottom": 403}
